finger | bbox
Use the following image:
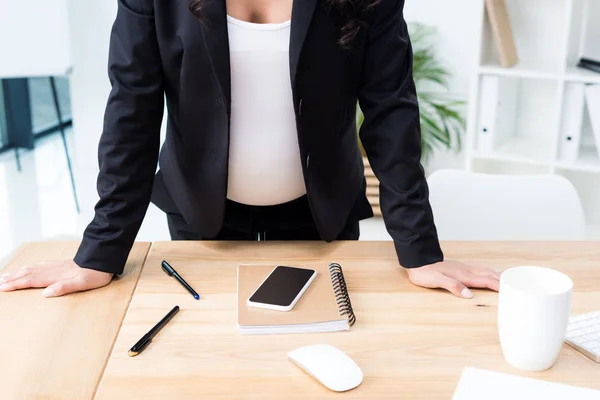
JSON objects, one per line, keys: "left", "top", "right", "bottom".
{"left": 426, "top": 272, "right": 473, "bottom": 299}
{"left": 0, "top": 273, "right": 54, "bottom": 292}
{"left": 471, "top": 268, "right": 501, "bottom": 281}
{"left": 0, "top": 267, "right": 32, "bottom": 285}
{"left": 455, "top": 273, "right": 499, "bottom": 292}
{"left": 43, "top": 276, "right": 86, "bottom": 298}
{"left": 488, "top": 277, "right": 500, "bottom": 291}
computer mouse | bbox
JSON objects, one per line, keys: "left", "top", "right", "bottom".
{"left": 287, "top": 343, "right": 363, "bottom": 392}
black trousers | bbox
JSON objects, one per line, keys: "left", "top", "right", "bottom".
{"left": 166, "top": 195, "right": 361, "bottom": 241}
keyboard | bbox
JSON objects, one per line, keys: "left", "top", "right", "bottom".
{"left": 565, "top": 310, "right": 600, "bottom": 363}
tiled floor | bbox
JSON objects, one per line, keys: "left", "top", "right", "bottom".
{"left": 0, "top": 132, "right": 79, "bottom": 264}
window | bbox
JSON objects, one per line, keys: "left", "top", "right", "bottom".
{"left": 29, "top": 77, "right": 72, "bottom": 134}
{"left": 0, "top": 77, "right": 72, "bottom": 152}
{"left": 0, "top": 84, "right": 7, "bottom": 148}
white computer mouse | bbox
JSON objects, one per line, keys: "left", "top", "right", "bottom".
{"left": 287, "top": 343, "right": 363, "bottom": 392}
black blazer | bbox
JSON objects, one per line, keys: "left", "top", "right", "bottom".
{"left": 74, "top": 0, "right": 444, "bottom": 275}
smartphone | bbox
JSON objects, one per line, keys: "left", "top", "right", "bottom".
{"left": 247, "top": 266, "right": 317, "bottom": 312}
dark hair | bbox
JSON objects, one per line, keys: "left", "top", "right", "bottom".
{"left": 188, "top": 0, "right": 380, "bottom": 48}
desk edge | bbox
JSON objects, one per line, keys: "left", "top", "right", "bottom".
{"left": 90, "top": 242, "right": 152, "bottom": 400}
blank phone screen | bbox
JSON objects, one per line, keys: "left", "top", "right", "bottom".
{"left": 249, "top": 266, "right": 316, "bottom": 307}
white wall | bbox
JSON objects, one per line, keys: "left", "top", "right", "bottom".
{"left": 67, "top": 0, "right": 115, "bottom": 234}
{"left": 0, "top": 0, "right": 71, "bottom": 78}
{"left": 403, "top": 0, "right": 482, "bottom": 174}
{"left": 405, "top": 0, "right": 481, "bottom": 97}
{"left": 66, "top": 1, "right": 480, "bottom": 240}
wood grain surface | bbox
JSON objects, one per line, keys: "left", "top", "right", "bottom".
{"left": 95, "top": 241, "right": 600, "bottom": 399}
{"left": 0, "top": 241, "right": 150, "bottom": 400}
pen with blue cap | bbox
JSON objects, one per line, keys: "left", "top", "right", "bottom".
{"left": 161, "top": 260, "right": 200, "bottom": 300}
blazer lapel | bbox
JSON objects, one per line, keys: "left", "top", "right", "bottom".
{"left": 289, "top": 0, "right": 317, "bottom": 90}
{"left": 183, "top": 0, "right": 315, "bottom": 105}
{"left": 195, "top": 0, "right": 231, "bottom": 109}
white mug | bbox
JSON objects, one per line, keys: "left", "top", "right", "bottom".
{"left": 498, "top": 266, "right": 573, "bottom": 371}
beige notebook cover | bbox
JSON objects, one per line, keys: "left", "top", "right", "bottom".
{"left": 237, "top": 262, "right": 355, "bottom": 334}
{"left": 485, "top": 0, "right": 518, "bottom": 67}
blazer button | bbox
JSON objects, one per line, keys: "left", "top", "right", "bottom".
{"left": 306, "top": 153, "right": 310, "bottom": 168}
{"left": 298, "top": 98, "right": 303, "bottom": 116}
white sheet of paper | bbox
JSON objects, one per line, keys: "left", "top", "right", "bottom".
{"left": 452, "top": 367, "right": 600, "bottom": 400}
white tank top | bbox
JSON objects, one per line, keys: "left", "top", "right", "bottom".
{"left": 225, "top": 15, "right": 307, "bottom": 206}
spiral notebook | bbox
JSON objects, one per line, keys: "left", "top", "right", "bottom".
{"left": 236, "top": 262, "right": 356, "bottom": 334}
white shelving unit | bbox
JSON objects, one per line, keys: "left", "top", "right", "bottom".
{"left": 465, "top": 0, "right": 600, "bottom": 238}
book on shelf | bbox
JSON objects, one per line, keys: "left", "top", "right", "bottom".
{"left": 578, "top": 58, "right": 600, "bottom": 74}
{"left": 584, "top": 84, "right": 600, "bottom": 160}
{"left": 580, "top": 58, "right": 600, "bottom": 68}
{"left": 558, "top": 83, "right": 585, "bottom": 162}
{"left": 476, "top": 75, "right": 519, "bottom": 153}
{"left": 484, "top": 0, "right": 518, "bottom": 68}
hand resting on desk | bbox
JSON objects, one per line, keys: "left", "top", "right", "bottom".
{"left": 407, "top": 260, "right": 500, "bottom": 299}
{"left": 0, "top": 257, "right": 500, "bottom": 299}
{"left": 0, "top": 260, "right": 113, "bottom": 297}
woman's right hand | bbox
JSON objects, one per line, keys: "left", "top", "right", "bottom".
{"left": 0, "top": 260, "right": 113, "bottom": 297}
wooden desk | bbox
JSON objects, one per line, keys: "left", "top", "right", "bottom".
{"left": 0, "top": 241, "right": 150, "bottom": 400}
{"left": 96, "top": 241, "right": 600, "bottom": 399}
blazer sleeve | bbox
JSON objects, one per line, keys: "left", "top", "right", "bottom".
{"left": 73, "top": 0, "right": 164, "bottom": 275}
{"left": 357, "top": 0, "right": 444, "bottom": 268}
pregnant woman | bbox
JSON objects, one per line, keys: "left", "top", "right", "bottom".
{"left": 0, "top": 0, "right": 499, "bottom": 298}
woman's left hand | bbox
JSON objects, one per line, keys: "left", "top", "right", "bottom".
{"left": 406, "top": 260, "right": 500, "bottom": 299}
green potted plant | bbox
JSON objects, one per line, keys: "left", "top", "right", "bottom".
{"left": 357, "top": 22, "right": 465, "bottom": 165}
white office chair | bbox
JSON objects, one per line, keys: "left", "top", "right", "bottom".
{"left": 426, "top": 169, "right": 586, "bottom": 241}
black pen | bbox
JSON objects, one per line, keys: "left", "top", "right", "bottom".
{"left": 161, "top": 260, "right": 200, "bottom": 300}
{"left": 128, "top": 305, "right": 179, "bottom": 357}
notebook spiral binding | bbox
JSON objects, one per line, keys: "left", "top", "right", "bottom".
{"left": 328, "top": 262, "right": 356, "bottom": 327}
